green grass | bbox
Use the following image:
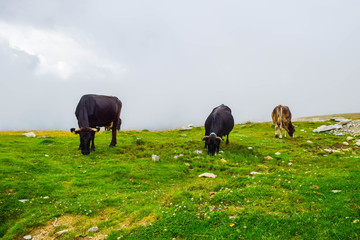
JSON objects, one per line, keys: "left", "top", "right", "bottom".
{"left": 0, "top": 121, "right": 359, "bottom": 239}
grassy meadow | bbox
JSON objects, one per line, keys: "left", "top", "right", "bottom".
{"left": 0, "top": 119, "right": 360, "bottom": 239}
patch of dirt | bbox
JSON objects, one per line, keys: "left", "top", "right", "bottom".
{"left": 24, "top": 215, "right": 107, "bottom": 240}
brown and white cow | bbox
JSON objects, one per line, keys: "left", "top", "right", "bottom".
{"left": 271, "top": 105, "right": 295, "bottom": 138}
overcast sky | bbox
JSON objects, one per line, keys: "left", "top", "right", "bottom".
{"left": 0, "top": 0, "right": 359, "bottom": 131}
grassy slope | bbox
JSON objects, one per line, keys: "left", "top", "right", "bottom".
{"left": 0, "top": 121, "right": 359, "bottom": 239}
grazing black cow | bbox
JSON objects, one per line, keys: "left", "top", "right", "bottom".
{"left": 70, "top": 94, "right": 122, "bottom": 155}
{"left": 271, "top": 104, "right": 295, "bottom": 138}
{"left": 202, "top": 104, "right": 234, "bottom": 155}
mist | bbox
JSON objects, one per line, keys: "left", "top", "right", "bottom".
{"left": 0, "top": 0, "right": 359, "bottom": 131}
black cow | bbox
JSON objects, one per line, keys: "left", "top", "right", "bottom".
{"left": 202, "top": 104, "right": 234, "bottom": 155}
{"left": 70, "top": 94, "right": 122, "bottom": 155}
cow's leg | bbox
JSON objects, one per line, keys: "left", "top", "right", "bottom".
{"left": 279, "top": 123, "right": 283, "bottom": 139}
{"left": 91, "top": 131, "right": 95, "bottom": 152}
{"left": 110, "top": 128, "right": 116, "bottom": 148}
{"left": 275, "top": 124, "right": 279, "bottom": 138}
{"left": 226, "top": 134, "right": 229, "bottom": 145}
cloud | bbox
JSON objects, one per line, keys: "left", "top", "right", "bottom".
{"left": 0, "top": 21, "right": 127, "bottom": 80}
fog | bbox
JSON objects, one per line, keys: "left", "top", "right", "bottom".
{"left": 0, "top": 1, "right": 359, "bottom": 131}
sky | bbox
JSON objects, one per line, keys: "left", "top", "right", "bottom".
{"left": 0, "top": 0, "right": 359, "bottom": 131}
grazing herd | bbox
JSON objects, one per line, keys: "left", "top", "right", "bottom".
{"left": 71, "top": 94, "right": 295, "bottom": 155}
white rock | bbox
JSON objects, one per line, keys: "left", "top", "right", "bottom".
{"left": 198, "top": 173, "right": 217, "bottom": 178}
{"left": 306, "top": 140, "right": 313, "bottom": 144}
{"left": 23, "top": 132, "right": 36, "bottom": 137}
{"left": 19, "top": 199, "right": 29, "bottom": 203}
{"left": 275, "top": 152, "right": 281, "bottom": 155}
{"left": 23, "top": 235, "right": 32, "bottom": 240}
{"left": 248, "top": 147, "right": 253, "bottom": 150}
{"left": 152, "top": 155, "right": 160, "bottom": 161}
{"left": 179, "top": 126, "right": 192, "bottom": 131}
{"left": 88, "top": 226, "right": 99, "bottom": 232}
{"left": 56, "top": 229, "right": 69, "bottom": 235}
{"left": 347, "top": 136, "right": 354, "bottom": 141}
{"left": 343, "top": 142, "right": 349, "bottom": 146}
{"left": 331, "top": 190, "right": 342, "bottom": 193}
{"left": 194, "top": 150, "right": 202, "bottom": 154}
{"left": 250, "top": 171, "right": 261, "bottom": 175}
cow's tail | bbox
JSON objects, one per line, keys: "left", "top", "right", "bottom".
{"left": 279, "top": 105, "right": 283, "bottom": 127}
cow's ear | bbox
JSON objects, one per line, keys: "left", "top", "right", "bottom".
{"left": 70, "top": 128, "right": 75, "bottom": 132}
{"left": 96, "top": 127, "right": 100, "bottom": 132}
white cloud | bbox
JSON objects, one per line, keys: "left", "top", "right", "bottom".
{"left": 0, "top": 21, "right": 127, "bottom": 80}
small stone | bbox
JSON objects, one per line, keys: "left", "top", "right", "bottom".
{"left": 248, "top": 147, "right": 253, "bottom": 150}
{"left": 23, "top": 132, "right": 36, "bottom": 137}
{"left": 184, "top": 163, "right": 190, "bottom": 166}
{"left": 250, "top": 171, "right": 261, "bottom": 175}
{"left": 275, "top": 152, "right": 281, "bottom": 155}
{"left": 43, "top": 196, "right": 49, "bottom": 199}
{"left": 56, "top": 229, "right": 69, "bottom": 235}
{"left": 264, "top": 156, "right": 273, "bottom": 160}
{"left": 353, "top": 219, "right": 359, "bottom": 224}
{"left": 343, "top": 142, "right": 349, "bottom": 146}
{"left": 19, "top": 199, "right": 29, "bottom": 203}
{"left": 152, "top": 155, "right": 160, "bottom": 161}
{"left": 347, "top": 136, "right": 353, "bottom": 141}
{"left": 23, "top": 235, "right": 32, "bottom": 240}
{"left": 331, "top": 190, "right": 341, "bottom": 193}
{"left": 306, "top": 140, "right": 313, "bottom": 144}
{"left": 198, "top": 173, "right": 217, "bottom": 178}
{"left": 88, "top": 226, "right": 99, "bottom": 232}
{"left": 45, "top": 154, "right": 49, "bottom": 157}
{"left": 220, "top": 158, "right": 227, "bottom": 163}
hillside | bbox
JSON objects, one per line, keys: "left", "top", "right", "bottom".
{"left": 0, "top": 119, "right": 359, "bottom": 239}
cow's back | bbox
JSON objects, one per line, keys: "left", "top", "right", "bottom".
{"left": 272, "top": 105, "right": 291, "bottom": 124}
{"left": 205, "top": 104, "right": 234, "bottom": 136}
{"left": 76, "top": 94, "right": 122, "bottom": 128}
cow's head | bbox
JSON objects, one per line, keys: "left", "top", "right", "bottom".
{"left": 70, "top": 127, "right": 99, "bottom": 155}
{"left": 202, "top": 132, "right": 222, "bottom": 155}
{"left": 288, "top": 123, "right": 295, "bottom": 138}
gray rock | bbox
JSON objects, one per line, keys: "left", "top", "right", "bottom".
{"left": 313, "top": 124, "right": 342, "bottom": 133}
{"left": 88, "top": 226, "right": 99, "bottom": 232}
